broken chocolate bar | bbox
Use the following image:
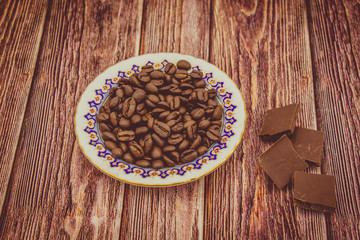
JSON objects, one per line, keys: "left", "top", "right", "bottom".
{"left": 259, "top": 104, "right": 299, "bottom": 136}
{"left": 293, "top": 171, "right": 336, "bottom": 212}
{"left": 290, "top": 127, "right": 325, "bottom": 166}
{"left": 257, "top": 135, "right": 308, "bottom": 188}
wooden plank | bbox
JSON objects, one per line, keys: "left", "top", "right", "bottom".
{"left": 306, "top": 0, "right": 360, "bottom": 239}
{"left": 0, "top": 0, "right": 48, "bottom": 216}
{"left": 205, "top": 0, "right": 327, "bottom": 239}
{"left": 0, "top": 0, "right": 144, "bottom": 239}
{"left": 119, "top": 0, "right": 210, "bottom": 239}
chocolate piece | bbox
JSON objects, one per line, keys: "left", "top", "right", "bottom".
{"left": 257, "top": 135, "right": 308, "bottom": 188}
{"left": 290, "top": 127, "right": 325, "bottom": 166}
{"left": 259, "top": 104, "right": 299, "bottom": 136}
{"left": 293, "top": 171, "right": 336, "bottom": 212}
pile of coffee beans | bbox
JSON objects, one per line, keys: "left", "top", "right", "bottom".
{"left": 96, "top": 60, "right": 223, "bottom": 169}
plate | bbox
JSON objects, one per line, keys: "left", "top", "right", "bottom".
{"left": 75, "top": 53, "right": 246, "bottom": 186}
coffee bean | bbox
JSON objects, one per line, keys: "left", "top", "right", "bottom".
{"left": 197, "top": 146, "right": 208, "bottom": 155}
{"left": 168, "top": 133, "right": 183, "bottom": 145}
{"left": 169, "top": 96, "right": 180, "bottom": 110}
{"left": 109, "top": 87, "right": 118, "bottom": 97}
{"left": 186, "top": 123, "right": 197, "bottom": 140}
{"left": 183, "top": 114, "right": 192, "bottom": 122}
{"left": 96, "top": 113, "right": 109, "bottom": 122}
{"left": 152, "top": 133, "right": 165, "bottom": 147}
{"left": 174, "top": 69, "right": 188, "bottom": 79}
{"left": 196, "top": 89, "right": 209, "bottom": 102}
{"left": 151, "top": 146, "right": 162, "bottom": 159}
{"left": 166, "top": 119, "right": 177, "bottom": 128}
{"left": 212, "top": 105, "right": 223, "bottom": 120}
{"left": 112, "top": 127, "right": 121, "bottom": 136}
{"left": 109, "top": 97, "right": 120, "bottom": 109}
{"left": 206, "top": 126, "right": 221, "bottom": 141}
{"left": 122, "top": 97, "right": 136, "bottom": 118}
{"left": 179, "top": 106, "right": 187, "bottom": 114}
{"left": 158, "top": 101, "right": 170, "bottom": 109}
{"left": 132, "top": 89, "right": 146, "bottom": 102}
{"left": 152, "top": 160, "right": 164, "bottom": 169}
{"left": 178, "top": 139, "right": 190, "bottom": 151}
{"left": 151, "top": 79, "right": 164, "bottom": 87}
{"left": 163, "top": 155, "right": 176, "bottom": 167}
{"left": 153, "top": 121, "right": 171, "bottom": 138}
{"left": 104, "top": 141, "right": 117, "bottom": 151}
{"left": 181, "top": 149, "right": 199, "bottom": 163}
{"left": 123, "top": 153, "right": 135, "bottom": 164}
{"left": 169, "top": 151, "right": 180, "bottom": 162}
{"left": 146, "top": 94, "right": 160, "bottom": 108}
{"left": 211, "top": 120, "right": 222, "bottom": 126}
{"left": 205, "top": 106, "right": 215, "bottom": 115}
{"left": 99, "top": 123, "right": 111, "bottom": 132}
{"left": 138, "top": 73, "right": 151, "bottom": 84}
{"left": 194, "top": 80, "right": 206, "bottom": 88}
{"left": 165, "top": 63, "right": 177, "bottom": 74}
{"left": 119, "top": 117, "right": 131, "bottom": 128}
{"left": 165, "top": 111, "right": 181, "bottom": 123}
{"left": 147, "top": 117, "right": 156, "bottom": 128}
{"left": 207, "top": 88, "right": 217, "bottom": 98}
{"left": 122, "top": 85, "right": 134, "bottom": 96}
{"left": 180, "top": 83, "right": 195, "bottom": 90}
{"left": 198, "top": 119, "right": 211, "bottom": 129}
{"left": 208, "top": 99, "right": 218, "bottom": 107}
{"left": 182, "top": 89, "right": 194, "bottom": 96}
{"left": 141, "top": 64, "right": 154, "bottom": 73}
{"left": 117, "top": 130, "right": 135, "bottom": 141}
{"left": 143, "top": 134, "right": 153, "bottom": 154}
{"left": 190, "top": 71, "right": 203, "bottom": 79}
{"left": 184, "top": 120, "right": 196, "bottom": 128}
{"left": 129, "top": 75, "right": 143, "bottom": 88}
{"left": 135, "top": 160, "right": 151, "bottom": 168}
{"left": 150, "top": 70, "right": 165, "bottom": 79}
{"left": 119, "top": 142, "right": 128, "bottom": 153}
{"left": 158, "top": 110, "right": 171, "bottom": 119}
{"left": 112, "top": 148, "right": 124, "bottom": 158}
{"left": 190, "top": 135, "right": 202, "bottom": 149}
{"left": 171, "top": 78, "right": 181, "bottom": 85}
{"left": 163, "top": 145, "right": 176, "bottom": 152}
{"left": 135, "top": 126, "right": 149, "bottom": 135}
{"left": 129, "top": 141, "right": 144, "bottom": 159}
{"left": 131, "top": 114, "right": 142, "bottom": 125}
{"left": 109, "top": 112, "right": 118, "bottom": 126}
{"left": 115, "top": 88, "right": 124, "bottom": 98}
{"left": 203, "top": 137, "right": 211, "bottom": 147}
{"left": 145, "top": 83, "right": 158, "bottom": 93}
{"left": 191, "top": 108, "right": 205, "bottom": 119}
{"left": 118, "top": 78, "right": 128, "bottom": 86}
{"left": 102, "top": 131, "right": 117, "bottom": 142}
{"left": 177, "top": 60, "right": 191, "bottom": 70}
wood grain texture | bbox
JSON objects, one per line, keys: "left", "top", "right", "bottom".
{"left": 205, "top": 0, "right": 327, "bottom": 239}
{"left": 119, "top": 0, "right": 210, "bottom": 239}
{"left": 306, "top": 0, "right": 360, "bottom": 239}
{"left": 0, "top": 0, "right": 143, "bottom": 239}
{"left": 0, "top": 0, "right": 48, "bottom": 216}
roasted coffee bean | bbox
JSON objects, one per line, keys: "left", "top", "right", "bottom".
{"left": 109, "top": 87, "right": 118, "bottom": 97}
{"left": 141, "top": 65, "right": 154, "bottom": 73}
{"left": 190, "top": 70, "right": 203, "bottom": 79}
{"left": 212, "top": 105, "right": 223, "bottom": 120}
{"left": 174, "top": 69, "right": 188, "bottom": 79}
{"left": 109, "top": 97, "right": 120, "bottom": 109}
{"left": 146, "top": 94, "right": 160, "bottom": 108}
{"left": 166, "top": 119, "right": 177, "bottom": 128}
{"left": 211, "top": 120, "right": 222, "bottom": 126}
{"left": 165, "top": 111, "right": 181, "bottom": 123}
{"left": 117, "top": 78, "right": 128, "bottom": 86}
{"left": 208, "top": 99, "right": 218, "bottom": 107}
{"left": 152, "top": 133, "right": 165, "bottom": 147}
{"left": 197, "top": 89, "right": 209, "bottom": 102}
{"left": 122, "top": 97, "right": 136, "bottom": 118}
{"left": 198, "top": 119, "right": 211, "bottom": 129}
{"left": 207, "top": 88, "right": 217, "bottom": 98}
{"left": 197, "top": 146, "right": 208, "bottom": 155}
{"left": 150, "top": 70, "right": 165, "bottom": 79}
{"left": 119, "top": 117, "right": 131, "bottom": 128}
{"left": 135, "top": 160, "right": 151, "bottom": 168}
{"left": 206, "top": 126, "right": 221, "bottom": 141}
{"left": 138, "top": 73, "right": 151, "bottom": 84}
{"left": 190, "top": 135, "right": 202, "bottom": 149}
{"left": 99, "top": 123, "right": 111, "bottom": 132}
{"left": 112, "top": 127, "right": 121, "bottom": 136}
{"left": 129, "top": 75, "right": 143, "bottom": 88}
{"left": 96, "top": 113, "right": 109, "bottom": 122}
{"left": 132, "top": 89, "right": 146, "bottom": 102}
{"left": 170, "top": 87, "right": 182, "bottom": 95}
{"left": 158, "top": 110, "right": 171, "bottom": 119}
{"left": 123, "top": 153, "right": 135, "bottom": 164}
{"left": 110, "top": 112, "right": 118, "bottom": 126}
{"left": 135, "top": 126, "right": 149, "bottom": 135}
{"left": 171, "top": 77, "right": 181, "bottom": 85}
{"left": 143, "top": 134, "right": 153, "bottom": 154}
{"left": 151, "top": 79, "right": 164, "bottom": 87}
{"left": 112, "top": 148, "right": 124, "bottom": 158}
{"left": 163, "top": 155, "right": 176, "bottom": 167}
{"left": 151, "top": 146, "right": 162, "bottom": 159}
{"left": 158, "top": 101, "right": 170, "bottom": 109}
{"left": 131, "top": 114, "right": 142, "bottom": 125}
{"left": 191, "top": 108, "right": 205, "bottom": 119}
{"left": 159, "top": 85, "right": 171, "bottom": 92}
{"left": 104, "top": 141, "right": 117, "bottom": 151}
{"left": 184, "top": 120, "right": 196, "bottom": 128}
{"left": 136, "top": 103, "right": 146, "bottom": 115}
{"left": 186, "top": 123, "right": 197, "bottom": 140}
{"left": 169, "top": 151, "right": 180, "bottom": 162}
{"left": 117, "top": 130, "right": 135, "bottom": 141}
{"left": 116, "top": 88, "right": 124, "bottom": 98}
{"left": 102, "top": 132, "right": 117, "bottom": 142}
{"left": 152, "top": 160, "right": 164, "bottom": 169}
{"left": 163, "top": 145, "right": 176, "bottom": 152}
{"left": 178, "top": 139, "right": 190, "bottom": 151}
{"left": 183, "top": 114, "right": 192, "bottom": 122}
{"left": 153, "top": 121, "right": 171, "bottom": 138}
{"left": 145, "top": 83, "right": 158, "bottom": 93}
{"left": 203, "top": 137, "right": 211, "bottom": 147}
{"left": 179, "top": 106, "right": 187, "bottom": 114}
{"left": 119, "top": 142, "right": 128, "bottom": 153}
{"left": 194, "top": 79, "right": 206, "bottom": 88}
{"left": 181, "top": 149, "right": 199, "bottom": 163}
{"left": 122, "top": 85, "right": 134, "bottom": 96}
{"left": 165, "top": 63, "right": 177, "bottom": 75}
{"left": 205, "top": 106, "right": 215, "bottom": 115}
{"left": 152, "top": 108, "right": 166, "bottom": 116}
{"left": 169, "top": 96, "right": 180, "bottom": 110}
{"left": 180, "top": 83, "right": 195, "bottom": 90}
{"left": 168, "top": 134, "right": 183, "bottom": 145}
{"left": 147, "top": 117, "right": 156, "bottom": 128}
{"left": 129, "top": 141, "right": 144, "bottom": 159}
{"left": 177, "top": 60, "right": 191, "bottom": 70}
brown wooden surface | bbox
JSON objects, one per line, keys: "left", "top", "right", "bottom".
{"left": 0, "top": 0, "right": 359, "bottom": 239}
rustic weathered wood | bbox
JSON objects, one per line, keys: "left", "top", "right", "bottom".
{"left": 119, "top": 0, "right": 210, "bottom": 239}
{"left": 306, "top": 0, "right": 360, "bottom": 239}
{"left": 0, "top": 0, "right": 143, "bottom": 239}
{"left": 0, "top": 0, "right": 48, "bottom": 216}
{"left": 205, "top": 0, "right": 328, "bottom": 239}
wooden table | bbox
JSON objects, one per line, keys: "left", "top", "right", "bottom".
{"left": 1, "top": 0, "right": 359, "bottom": 239}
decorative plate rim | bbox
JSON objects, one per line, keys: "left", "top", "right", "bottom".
{"left": 74, "top": 53, "right": 247, "bottom": 187}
